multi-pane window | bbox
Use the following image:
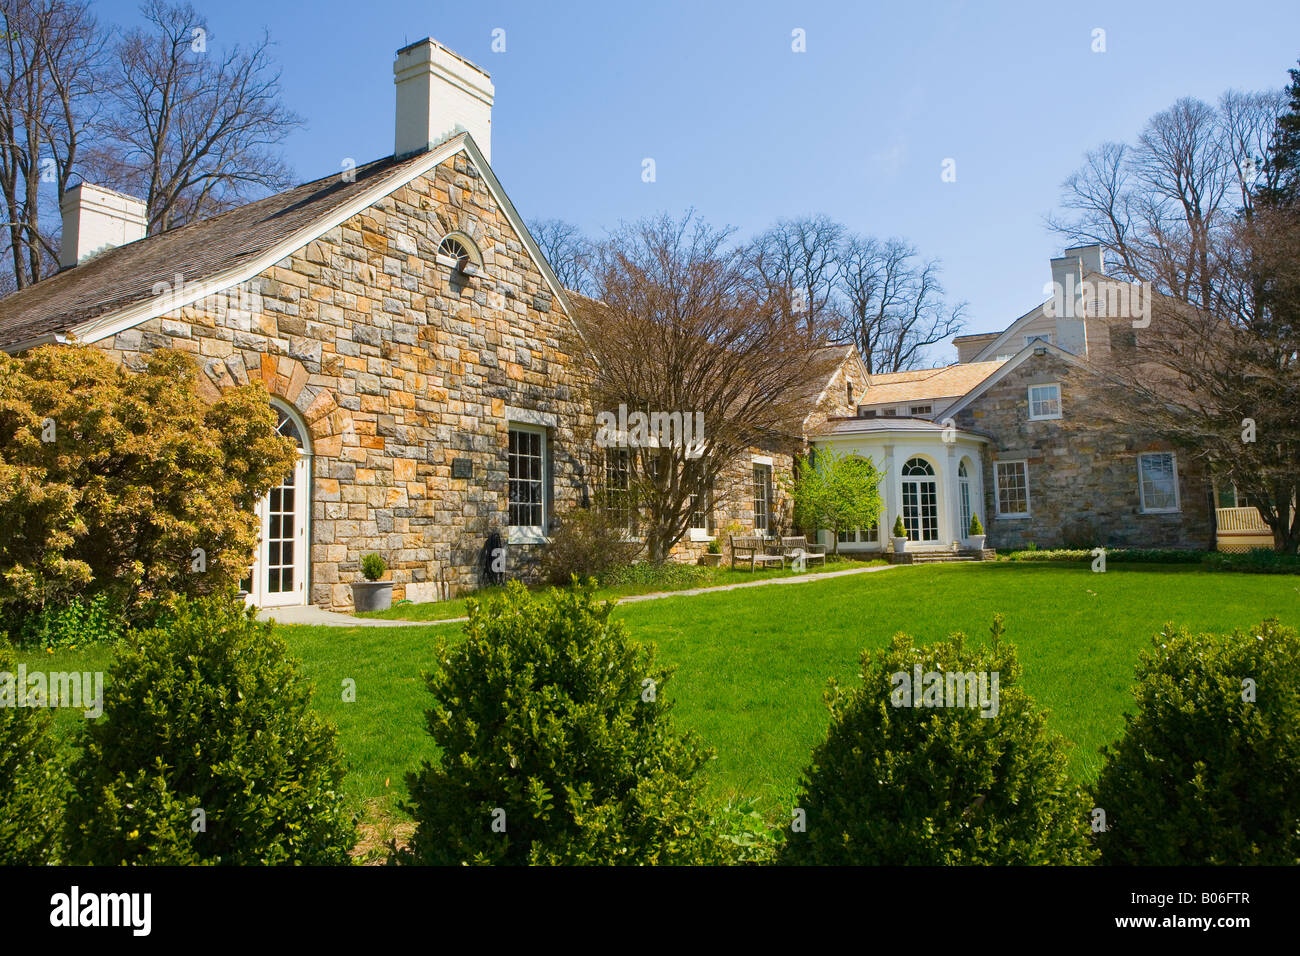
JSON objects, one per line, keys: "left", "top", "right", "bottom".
{"left": 910, "top": 404, "right": 932, "bottom": 416}
{"left": 603, "top": 448, "right": 631, "bottom": 529}
{"left": 958, "top": 460, "right": 972, "bottom": 533}
{"left": 1139, "top": 453, "right": 1179, "bottom": 513}
{"left": 838, "top": 522, "right": 879, "bottom": 544}
{"left": 995, "top": 460, "right": 1029, "bottom": 517}
{"left": 1027, "top": 383, "right": 1062, "bottom": 420}
{"left": 508, "top": 425, "right": 546, "bottom": 530}
{"left": 753, "top": 464, "right": 772, "bottom": 533}
{"left": 689, "top": 478, "right": 710, "bottom": 532}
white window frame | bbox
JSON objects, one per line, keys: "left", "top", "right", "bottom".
{"left": 1025, "top": 333, "right": 1053, "bottom": 346}
{"left": 1027, "top": 383, "right": 1062, "bottom": 421}
{"left": 1138, "top": 452, "right": 1181, "bottom": 514}
{"left": 688, "top": 477, "right": 713, "bottom": 541}
{"left": 508, "top": 423, "right": 548, "bottom": 542}
{"left": 994, "top": 459, "right": 1030, "bottom": 518}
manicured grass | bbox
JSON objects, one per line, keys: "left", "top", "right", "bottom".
{"left": 16, "top": 563, "right": 1299, "bottom": 830}
{"left": 354, "top": 555, "right": 886, "bottom": 621}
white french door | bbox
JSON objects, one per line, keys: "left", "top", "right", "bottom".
{"left": 901, "top": 457, "right": 940, "bottom": 544}
{"left": 245, "top": 405, "right": 311, "bottom": 608}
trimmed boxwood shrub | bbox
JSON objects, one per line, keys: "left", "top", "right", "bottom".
{"left": 0, "top": 639, "right": 67, "bottom": 864}
{"left": 1002, "top": 548, "right": 1204, "bottom": 564}
{"left": 397, "top": 581, "right": 730, "bottom": 865}
{"left": 1202, "top": 549, "right": 1300, "bottom": 574}
{"left": 63, "top": 595, "right": 356, "bottom": 865}
{"left": 780, "top": 617, "right": 1096, "bottom": 865}
{"left": 1094, "top": 618, "right": 1300, "bottom": 865}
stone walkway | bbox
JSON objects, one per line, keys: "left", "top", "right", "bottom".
{"left": 257, "top": 561, "right": 903, "bottom": 628}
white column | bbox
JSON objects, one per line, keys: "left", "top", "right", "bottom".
{"left": 882, "top": 443, "right": 896, "bottom": 546}
{"left": 946, "top": 443, "right": 960, "bottom": 547}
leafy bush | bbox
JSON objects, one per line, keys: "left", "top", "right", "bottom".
{"left": 397, "top": 581, "right": 730, "bottom": 865}
{"left": 600, "top": 559, "right": 711, "bottom": 591}
{"left": 0, "top": 346, "right": 297, "bottom": 627}
{"left": 10, "top": 591, "right": 127, "bottom": 650}
{"left": 788, "top": 449, "right": 883, "bottom": 554}
{"left": 892, "top": 515, "right": 906, "bottom": 539}
{"left": 0, "top": 639, "right": 67, "bottom": 864}
{"left": 706, "top": 539, "right": 721, "bottom": 555}
{"left": 360, "top": 553, "right": 387, "bottom": 581}
{"left": 64, "top": 594, "right": 356, "bottom": 865}
{"left": 780, "top": 617, "right": 1096, "bottom": 865}
{"left": 968, "top": 513, "right": 983, "bottom": 536}
{"left": 1094, "top": 618, "right": 1300, "bottom": 865}
{"left": 1202, "top": 548, "right": 1300, "bottom": 574}
{"left": 538, "top": 506, "right": 642, "bottom": 586}
{"left": 1002, "top": 547, "right": 1203, "bottom": 564}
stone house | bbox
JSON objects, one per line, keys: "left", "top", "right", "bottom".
{"left": 0, "top": 37, "right": 857, "bottom": 610}
{"left": 808, "top": 245, "right": 1223, "bottom": 555}
{"left": 0, "top": 39, "right": 1237, "bottom": 615}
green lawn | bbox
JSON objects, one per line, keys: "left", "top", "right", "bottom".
{"left": 353, "top": 555, "right": 886, "bottom": 620}
{"left": 15, "top": 562, "right": 1299, "bottom": 832}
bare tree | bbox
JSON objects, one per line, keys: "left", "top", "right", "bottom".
{"left": 1055, "top": 85, "right": 1300, "bottom": 552}
{"left": 745, "top": 215, "right": 844, "bottom": 330}
{"left": 1050, "top": 93, "right": 1282, "bottom": 312}
{"left": 103, "top": 0, "right": 301, "bottom": 233}
{"left": 528, "top": 217, "right": 593, "bottom": 294}
{"left": 835, "top": 235, "right": 965, "bottom": 373}
{"left": 578, "top": 211, "right": 841, "bottom": 562}
{"left": 0, "top": 0, "right": 105, "bottom": 288}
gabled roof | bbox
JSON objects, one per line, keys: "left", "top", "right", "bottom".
{"left": 0, "top": 134, "right": 574, "bottom": 352}
{"left": 859, "top": 359, "right": 1006, "bottom": 407}
{"left": 939, "top": 339, "right": 1092, "bottom": 419}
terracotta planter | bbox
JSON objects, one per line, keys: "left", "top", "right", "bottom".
{"left": 351, "top": 581, "right": 393, "bottom": 612}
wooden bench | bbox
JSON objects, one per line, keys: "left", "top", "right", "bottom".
{"left": 778, "top": 535, "right": 826, "bottom": 568}
{"left": 730, "top": 535, "right": 786, "bottom": 570}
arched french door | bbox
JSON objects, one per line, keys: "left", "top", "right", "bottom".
{"left": 245, "top": 402, "right": 311, "bottom": 607}
{"left": 901, "top": 457, "right": 940, "bottom": 544}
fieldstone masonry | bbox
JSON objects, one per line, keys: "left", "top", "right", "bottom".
{"left": 97, "top": 152, "right": 594, "bottom": 609}
{"left": 954, "top": 352, "right": 1213, "bottom": 550}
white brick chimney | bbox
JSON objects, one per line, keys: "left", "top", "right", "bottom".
{"left": 59, "top": 183, "right": 147, "bottom": 268}
{"left": 394, "top": 38, "right": 494, "bottom": 162}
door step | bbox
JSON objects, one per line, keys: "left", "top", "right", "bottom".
{"left": 889, "top": 549, "right": 994, "bottom": 565}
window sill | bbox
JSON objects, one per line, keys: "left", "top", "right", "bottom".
{"left": 1139, "top": 508, "right": 1181, "bottom": 515}
{"left": 508, "top": 529, "right": 550, "bottom": 545}
{"left": 1028, "top": 414, "right": 1063, "bottom": 422}
{"left": 995, "top": 513, "right": 1031, "bottom": 519}
{"left": 688, "top": 529, "right": 715, "bottom": 542}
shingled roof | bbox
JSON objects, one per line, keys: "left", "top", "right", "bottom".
{"left": 859, "top": 359, "right": 1006, "bottom": 406}
{"left": 0, "top": 141, "right": 464, "bottom": 351}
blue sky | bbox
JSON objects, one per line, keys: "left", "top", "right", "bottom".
{"left": 102, "top": 0, "right": 1300, "bottom": 357}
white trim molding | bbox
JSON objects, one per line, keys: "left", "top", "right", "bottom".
{"left": 994, "top": 458, "right": 1031, "bottom": 518}
{"left": 1137, "top": 451, "right": 1181, "bottom": 514}
{"left": 1027, "top": 382, "right": 1063, "bottom": 421}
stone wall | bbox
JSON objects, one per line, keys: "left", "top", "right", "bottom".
{"left": 953, "top": 351, "right": 1214, "bottom": 550}
{"left": 97, "top": 151, "right": 595, "bottom": 609}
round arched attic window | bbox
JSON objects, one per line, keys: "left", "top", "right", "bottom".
{"left": 436, "top": 232, "right": 482, "bottom": 277}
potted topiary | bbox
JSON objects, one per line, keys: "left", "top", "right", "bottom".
{"left": 892, "top": 515, "right": 908, "bottom": 554}
{"left": 352, "top": 553, "right": 393, "bottom": 612}
{"left": 967, "top": 513, "right": 986, "bottom": 551}
{"left": 699, "top": 539, "right": 722, "bottom": 567}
